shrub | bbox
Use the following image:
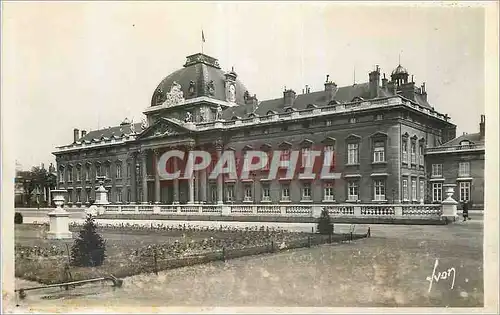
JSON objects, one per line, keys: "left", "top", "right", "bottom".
{"left": 317, "top": 208, "right": 333, "bottom": 235}
{"left": 15, "top": 212, "right": 23, "bottom": 224}
{"left": 70, "top": 214, "right": 106, "bottom": 267}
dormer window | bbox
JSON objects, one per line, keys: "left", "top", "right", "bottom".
{"left": 460, "top": 140, "right": 470, "bottom": 147}
{"left": 349, "top": 117, "right": 357, "bottom": 124}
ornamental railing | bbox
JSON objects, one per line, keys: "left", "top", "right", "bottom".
{"left": 99, "top": 203, "right": 443, "bottom": 218}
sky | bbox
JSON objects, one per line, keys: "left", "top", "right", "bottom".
{"left": 2, "top": 2, "right": 486, "bottom": 170}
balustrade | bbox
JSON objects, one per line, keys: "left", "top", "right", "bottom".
{"left": 99, "top": 202, "right": 446, "bottom": 220}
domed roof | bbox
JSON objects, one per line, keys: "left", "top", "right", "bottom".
{"left": 150, "top": 53, "right": 251, "bottom": 107}
{"left": 391, "top": 64, "right": 408, "bottom": 76}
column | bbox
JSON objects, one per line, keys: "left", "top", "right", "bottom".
{"left": 200, "top": 168, "right": 207, "bottom": 203}
{"left": 173, "top": 147, "right": 179, "bottom": 204}
{"left": 215, "top": 140, "right": 224, "bottom": 204}
{"left": 140, "top": 150, "right": 148, "bottom": 203}
{"left": 187, "top": 143, "right": 195, "bottom": 204}
{"left": 154, "top": 149, "right": 161, "bottom": 204}
{"left": 130, "top": 153, "right": 137, "bottom": 203}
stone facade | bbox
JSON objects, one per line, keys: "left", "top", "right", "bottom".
{"left": 425, "top": 116, "right": 485, "bottom": 209}
{"left": 53, "top": 53, "right": 463, "bottom": 206}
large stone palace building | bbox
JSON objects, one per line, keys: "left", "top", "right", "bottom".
{"left": 54, "top": 51, "right": 469, "bottom": 207}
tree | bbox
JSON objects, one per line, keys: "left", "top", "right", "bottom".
{"left": 70, "top": 215, "right": 106, "bottom": 267}
{"left": 17, "top": 165, "right": 56, "bottom": 207}
{"left": 317, "top": 208, "right": 334, "bottom": 235}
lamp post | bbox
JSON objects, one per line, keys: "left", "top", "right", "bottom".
{"left": 252, "top": 172, "right": 256, "bottom": 204}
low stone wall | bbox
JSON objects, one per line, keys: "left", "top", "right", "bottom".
{"left": 97, "top": 213, "right": 449, "bottom": 225}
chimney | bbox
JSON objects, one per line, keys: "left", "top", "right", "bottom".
{"left": 369, "top": 65, "right": 380, "bottom": 98}
{"left": 81, "top": 130, "right": 87, "bottom": 138}
{"left": 73, "top": 128, "right": 80, "bottom": 143}
{"left": 382, "top": 73, "right": 388, "bottom": 89}
{"left": 480, "top": 115, "right": 485, "bottom": 138}
{"left": 283, "top": 89, "right": 296, "bottom": 107}
{"left": 324, "top": 75, "right": 338, "bottom": 102}
{"left": 420, "top": 82, "right": 427, "bottom": 101}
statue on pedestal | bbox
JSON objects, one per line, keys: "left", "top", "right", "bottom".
{"left": 184, "top": 111, "right": 193, "bottom": 123}
{"left": 215, "top": 105, "right": 223, "bottom": 121}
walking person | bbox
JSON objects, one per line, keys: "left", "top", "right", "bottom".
{"left": 462, "top": 200, "right": 469, "bottom": 222}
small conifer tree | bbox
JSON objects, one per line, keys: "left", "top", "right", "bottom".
{"left": 70, "top": 214, "right": 106, "bottom": 267}
{"left": 317, "top": 208, "right": 334, "bottom": 235}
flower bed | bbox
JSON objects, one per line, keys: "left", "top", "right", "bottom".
{"left": 15, "top": 223, "right": 367, "bottom": 285}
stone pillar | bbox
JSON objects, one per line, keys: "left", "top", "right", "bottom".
{"left": 129, "top": 153, "right": 137, "bottom": 203}
{"left": 441, "top": 184, "right": 458, "bottom": 222}
{"left": 140, "top": 150, "right": 148, "bottom": 204}
{"left": 46, "top": 189, "right": 72, "bottom": 239}
{"left": 154, "top": 149, "right": 161, "bottom": 204}
{"left": 215, "top": 140, "right": 224, "bottom": 204}
{"left": 187, "top": 143, "right": 195, "bottom": 204}
{"left": 173, "top": 147, "right": 179, "bottom": 204}
{"left": 200, "top": 168, "right": 207, "bottom": 203}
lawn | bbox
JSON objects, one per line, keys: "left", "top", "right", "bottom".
{"left": 15, "top": 223, "right": 365, "bottom": 285}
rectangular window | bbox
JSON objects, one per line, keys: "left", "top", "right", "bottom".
{"left": 59, "top": 169, "right": 65, "bottom": 183}
{"left": 411, "top": 179, "right": 417, "bottom": 201}
{"left": 411, "top": 142, "right": 417, "bottom": 164}
{"left": 349, "top": 117, "right": 357, "bottom": 124}
{"left": 402, "top": 179, "right": 409, "bottom": 201}
{"left": 280, "top": 149, "right": 291, "bottom": 168}
{"left": 323, "top": 183, "right": 335, "bottom": 201}
{"left": 76, "top": 168, "right": 81, "bottom": 182}
{"left": 375, "top": 114, "right": 383, "bottom": 121}
{"left": 85, "top": 166, "right": 90, "bottom": 181}
{"left": 432, "top": 164, "right": 443, "bottom": 177}
{"left": 432, "top": 183, "right": 443, "bottom": 202}
{"left": 225, "top": 185, "right": 235, "bottom": 202}
{"left": 127, "top": 163, "right": 131, "bottom": 178}
{"left": 459, "top": 162, "right": 470, "bottom": 177}
{"left": 420, "top": 180, "right": 425, "bottom": 202}
{"left": 127, "top": 188, "right": 131, "bottom": 202}
{"left": 347, "top": 182, "right": 359, "bottom": 201}
{"left": 76, "top": 189, "right": 81, "bottom": 203}
{"left": 347, "top": 143, "right": 359, "bottom": 165}
{"left": 68, "top": 168, "right": 73, "bottom": 182}
{"left": 326, "top": 120, "right": 332, "bottom": 126}
{"left": 67, "top": 190, "right": 73, "bottom": 203}
{"left": 301, "top": 183, "right": 311, "bottom": 200}
{"left": 105, "top": 165, "right": 110, "bottom": 178}
{"left": 459, "top": 181, "right": 471, "bottom": 202}
{"left": 301, "top": 148, "right": 313, "bottom": 168}
{"left": 210, "top": 185, "right": 217, "bottom": 204}
{"left": 373, "top": 180, "right": 385, "bottom": 201}
{"left": 402, "top": 139, "right": 408, "bottom": 163}
{"left": 262, "top": 184, "right": 270, "bottom": 201}
{"left": 281, "top": 184, "right": 290, "bottom": 201}
{"left": 419, "top": 145, "right": 424, "bottom": 165}
{"left": 244, "top": 184, "right": 252, "bottom": 201}
{"left": 96, "top": 165, "right": 102, "bottom": 177}
{"left": 116, "top": 188, "right": 122, "bottom": 202}
{"left": 373, "top": 141, "right": 385, "bottom": 162}
{"left": 116, "top": 164, "right": 122, "bottom": 179}
{"left": 86, "top": 189, "right": 90, "bottom": 202}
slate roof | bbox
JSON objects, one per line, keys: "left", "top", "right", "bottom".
{"left": 221, "top": 82, "right": 430, "bottom": 119}
{"left": 440, "top": 132, "right": 484, "bottom": 147}
{"left": 78, "top": 123, "right": 143, "bottom": 142}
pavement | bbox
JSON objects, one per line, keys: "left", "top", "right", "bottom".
{"left": 10, "top": 214, "right": 485, "bottom": 311}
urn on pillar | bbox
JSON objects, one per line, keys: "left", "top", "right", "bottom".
{"left": 46, "top": 189, "right": 73, "bottom": 240}
{"left": 441, "top": 184, "right": 459, "bottom": 221}
{"left": 94, "top": 176, "right": 109, "bottom": 214}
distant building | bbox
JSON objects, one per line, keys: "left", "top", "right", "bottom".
{"left": 53, "top": 52, "right": 459, "bottom": 206}
{"left": 425, "top": 115, "right": 485, "bottom": 209}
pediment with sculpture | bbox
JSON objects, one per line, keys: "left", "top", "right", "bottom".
{"left": 137, "top": 118, "right": 191, "bottom": 140}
